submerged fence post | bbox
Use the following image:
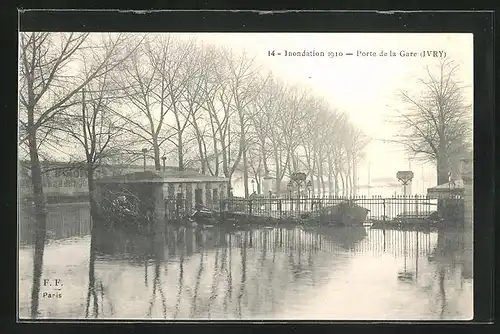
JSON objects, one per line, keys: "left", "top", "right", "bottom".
{"left": 382, "top": 198, "right": 387, "bottom": 225}
{"left": 415, "top": 194, "right": 419, "bottom": 215}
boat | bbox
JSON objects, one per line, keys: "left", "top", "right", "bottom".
{"left": 314, "top": 201, "right": 370, "bottom": 226}
{"left": 188, "top": 200, "right": 370, "bottom": 227}
{"left": 189, "top": 206, "right": 220, "bottom": 225}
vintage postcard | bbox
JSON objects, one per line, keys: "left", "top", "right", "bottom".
{"left": 18, "top": 30, "right": 474, "bottom": 321}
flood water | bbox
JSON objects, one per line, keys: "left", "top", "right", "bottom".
{"left": 18, "top": 212, "right": 473, "bottom": 320}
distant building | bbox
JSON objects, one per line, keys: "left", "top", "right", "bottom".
{"left": 18, "top": 160, "right": 198, "bottom": 187}
{"left": 18, "top": 160, "right": 199, "bottom": 202}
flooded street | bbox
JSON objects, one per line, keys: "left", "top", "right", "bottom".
{"left": 18, "top": 224, "right": 473, "bottom": 320}
{"left": 17, "top": 27, "right": 482, "bottom": 323}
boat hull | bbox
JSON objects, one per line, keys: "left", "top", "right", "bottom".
{"left": 188, "top": 201, "right": 369, "bottom": 227}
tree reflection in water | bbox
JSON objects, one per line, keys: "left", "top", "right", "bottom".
{"left": 85, "top": 225, "right": 116, "bottom": 318}
{"left": 173, "top": 228, "right": 185, "bottom": 319}
{"left": 147, "top": 232, "right": 167, "bottom": 319}
{"left": 206, "top": 245, "right": 220, "bottom": 318}
{"left": 223, "top": 234, "right": 233, "bottom": 315}
{"left": 25, "top": 218, "right": 475, "bottom": 319}
{"left": 236, "top": 231, "right": 248, "bottom": 318}
{"left": 85, "top": 231, "right": 99, "bottom": 318}
{"left": 417, "top": 227, "right": 472, "bottom": 319}
{"left": 189, "top": 231, "right": 206, "bottom": 318}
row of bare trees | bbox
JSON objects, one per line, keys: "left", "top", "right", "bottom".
{"left": 19, "top": 32, "right": 368, "bottom": 316}
{"left": 19, "top": 32, "right": 368, "bottom": 200}
{"left": 112, "top": 35, "right": 368, "bottom": 198}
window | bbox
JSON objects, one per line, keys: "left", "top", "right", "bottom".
{"left": 213, "top": 188, "right": 219, "bottom": 204}
{"left": 195, "top": 188, "right": 203, "bottom": 206}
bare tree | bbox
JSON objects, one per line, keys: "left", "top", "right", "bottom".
{"left": 223, "top": 49, "right": 266, "bottom": 198}
{"left": 56, "top": 67, "right": 127, "bottom": 224}
{"left": 198, "top": 46, "right": 234, "bottom": 178}
{"left": 390, "top": 58, "right": 472, "bottom": 185}
{"left": 340, "top": 122, "right": 370, "bottom": 197}
{"left": 180, "top": 43, "right": 219, "bottom": 175}
{"left": 158, "top": 38, "right": 200, "bottom": 171}
{"left": 114, "top": 34, "right": 194, "bottom": 171}
{"left": 247, "top": 74, "right": 275, "bottom": 185}
{"left": 18, "top": 32, "right": 133, "bottom": 318}
{"left": 275, "top": 87, "right": 310, "bottom": 193}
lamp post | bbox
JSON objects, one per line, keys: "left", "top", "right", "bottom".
{"left": 289, "top": 172, "right": 306, "bottom": 214}
{"left": 287, "top": 181, "right": 293, "bottom": 211}
{"left": 290, "top": 172, "right": 307, "bottom": 193}
{"left": 251, "top": 179, "right": 255, "bottom": 193}
{"left": 162, "top": 155, "right": 166, "bottom": 172}
{"left": 397, "top": 170, "right": 414, "bottom": 217}
{"left": 142, "top": 148, "right": 148, "bottom": 171}
{"left": 306, "top": 180, "right": 312, "bottom": 211}
{"left": 175, "top": 184, "right": 183, "bottom": 217}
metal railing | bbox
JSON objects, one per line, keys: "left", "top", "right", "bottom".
{"left": 220, "top": 195, "right": 448, "bottom": 222}
{"left": 163, "top": 194, "right": 463, "bottom": 226}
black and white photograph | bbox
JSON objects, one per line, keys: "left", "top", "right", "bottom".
{"left": 18, "top": 30, "right": 474, "bottom": 321}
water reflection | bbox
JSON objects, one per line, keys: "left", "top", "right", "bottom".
{"left": 19, "top": 214, "right": 472, "bottom": 320}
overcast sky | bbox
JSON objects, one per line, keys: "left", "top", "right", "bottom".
{"left": 23, "top": 32, "right": 473, "bottom": 193}
{"left": 174, "top": 32, "right": 473, "bottom": 191}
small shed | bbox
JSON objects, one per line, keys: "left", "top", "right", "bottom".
{"left": 95, "top": 170, "right": 229, "bottom": 221}
{"left": 426, "top": 180, "right": 465, "bottom": 225}
{"left": 426, "top": 179, "right": 464, "bottom": 199}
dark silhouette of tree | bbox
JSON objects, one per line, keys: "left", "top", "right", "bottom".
{"left": 189, "top": 250, "right": 205, "bottom": 318}
{"left": 390, "top": 58, "right": 472, "bottom": 185}
{"left": 236, "top": 232, "right": 248, "bottom": 318}
{"left": 19, "top": 32, "right": 134, "bottom": 318}
{"left": 173, "top": 233, "right": 185, "bottom": 319}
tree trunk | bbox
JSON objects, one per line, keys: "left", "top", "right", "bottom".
{"left": 347, "top": 165, "right": 353, "bottom": 197}
{"left": 436, "top": 154, "right": 449, "bottom": 185}
{"left": 316, "top": 156, "right": 325, "bottom": 197}
{"left": 327, "top": 156, "right": 333, "bottom": 197}
{"left": 273, "top": 146, "right": 281, "bottom": 195}
{"left": 222, "top": 135, "right": 229, "bottom": 177}
{"left": 320, "top": 175, "right": 326, "bottom": 197}
{"left": 152, "top": 137, "right": 161, "bottom": 171}
{"left": 28, "top": 128, "right": 47, "bottom": 319}
{"left": 275, "top": 178, "right": 282, "bottom": 196}
{"left": 177, "top": 132, "right": 184, "bottom": 171}
{"left": 308, "top": 149, "right": 315, "bottom": 196}
{"left": 192, "top": 113, "right": 206, "bottom": 174}
{"left": 85, "top": 224, "right": 98, "bottom": 318}
{"left": 340, "top": 170, "right": 346, "bottom": 197}
{"left": 242, "top": 142, "right": 249, "bottom": 198}
{"left": 87, "top": 167, "right": 100, "bottom": 227}
{"left": 333, "top": 171, "right": 339, "bottom": 197}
